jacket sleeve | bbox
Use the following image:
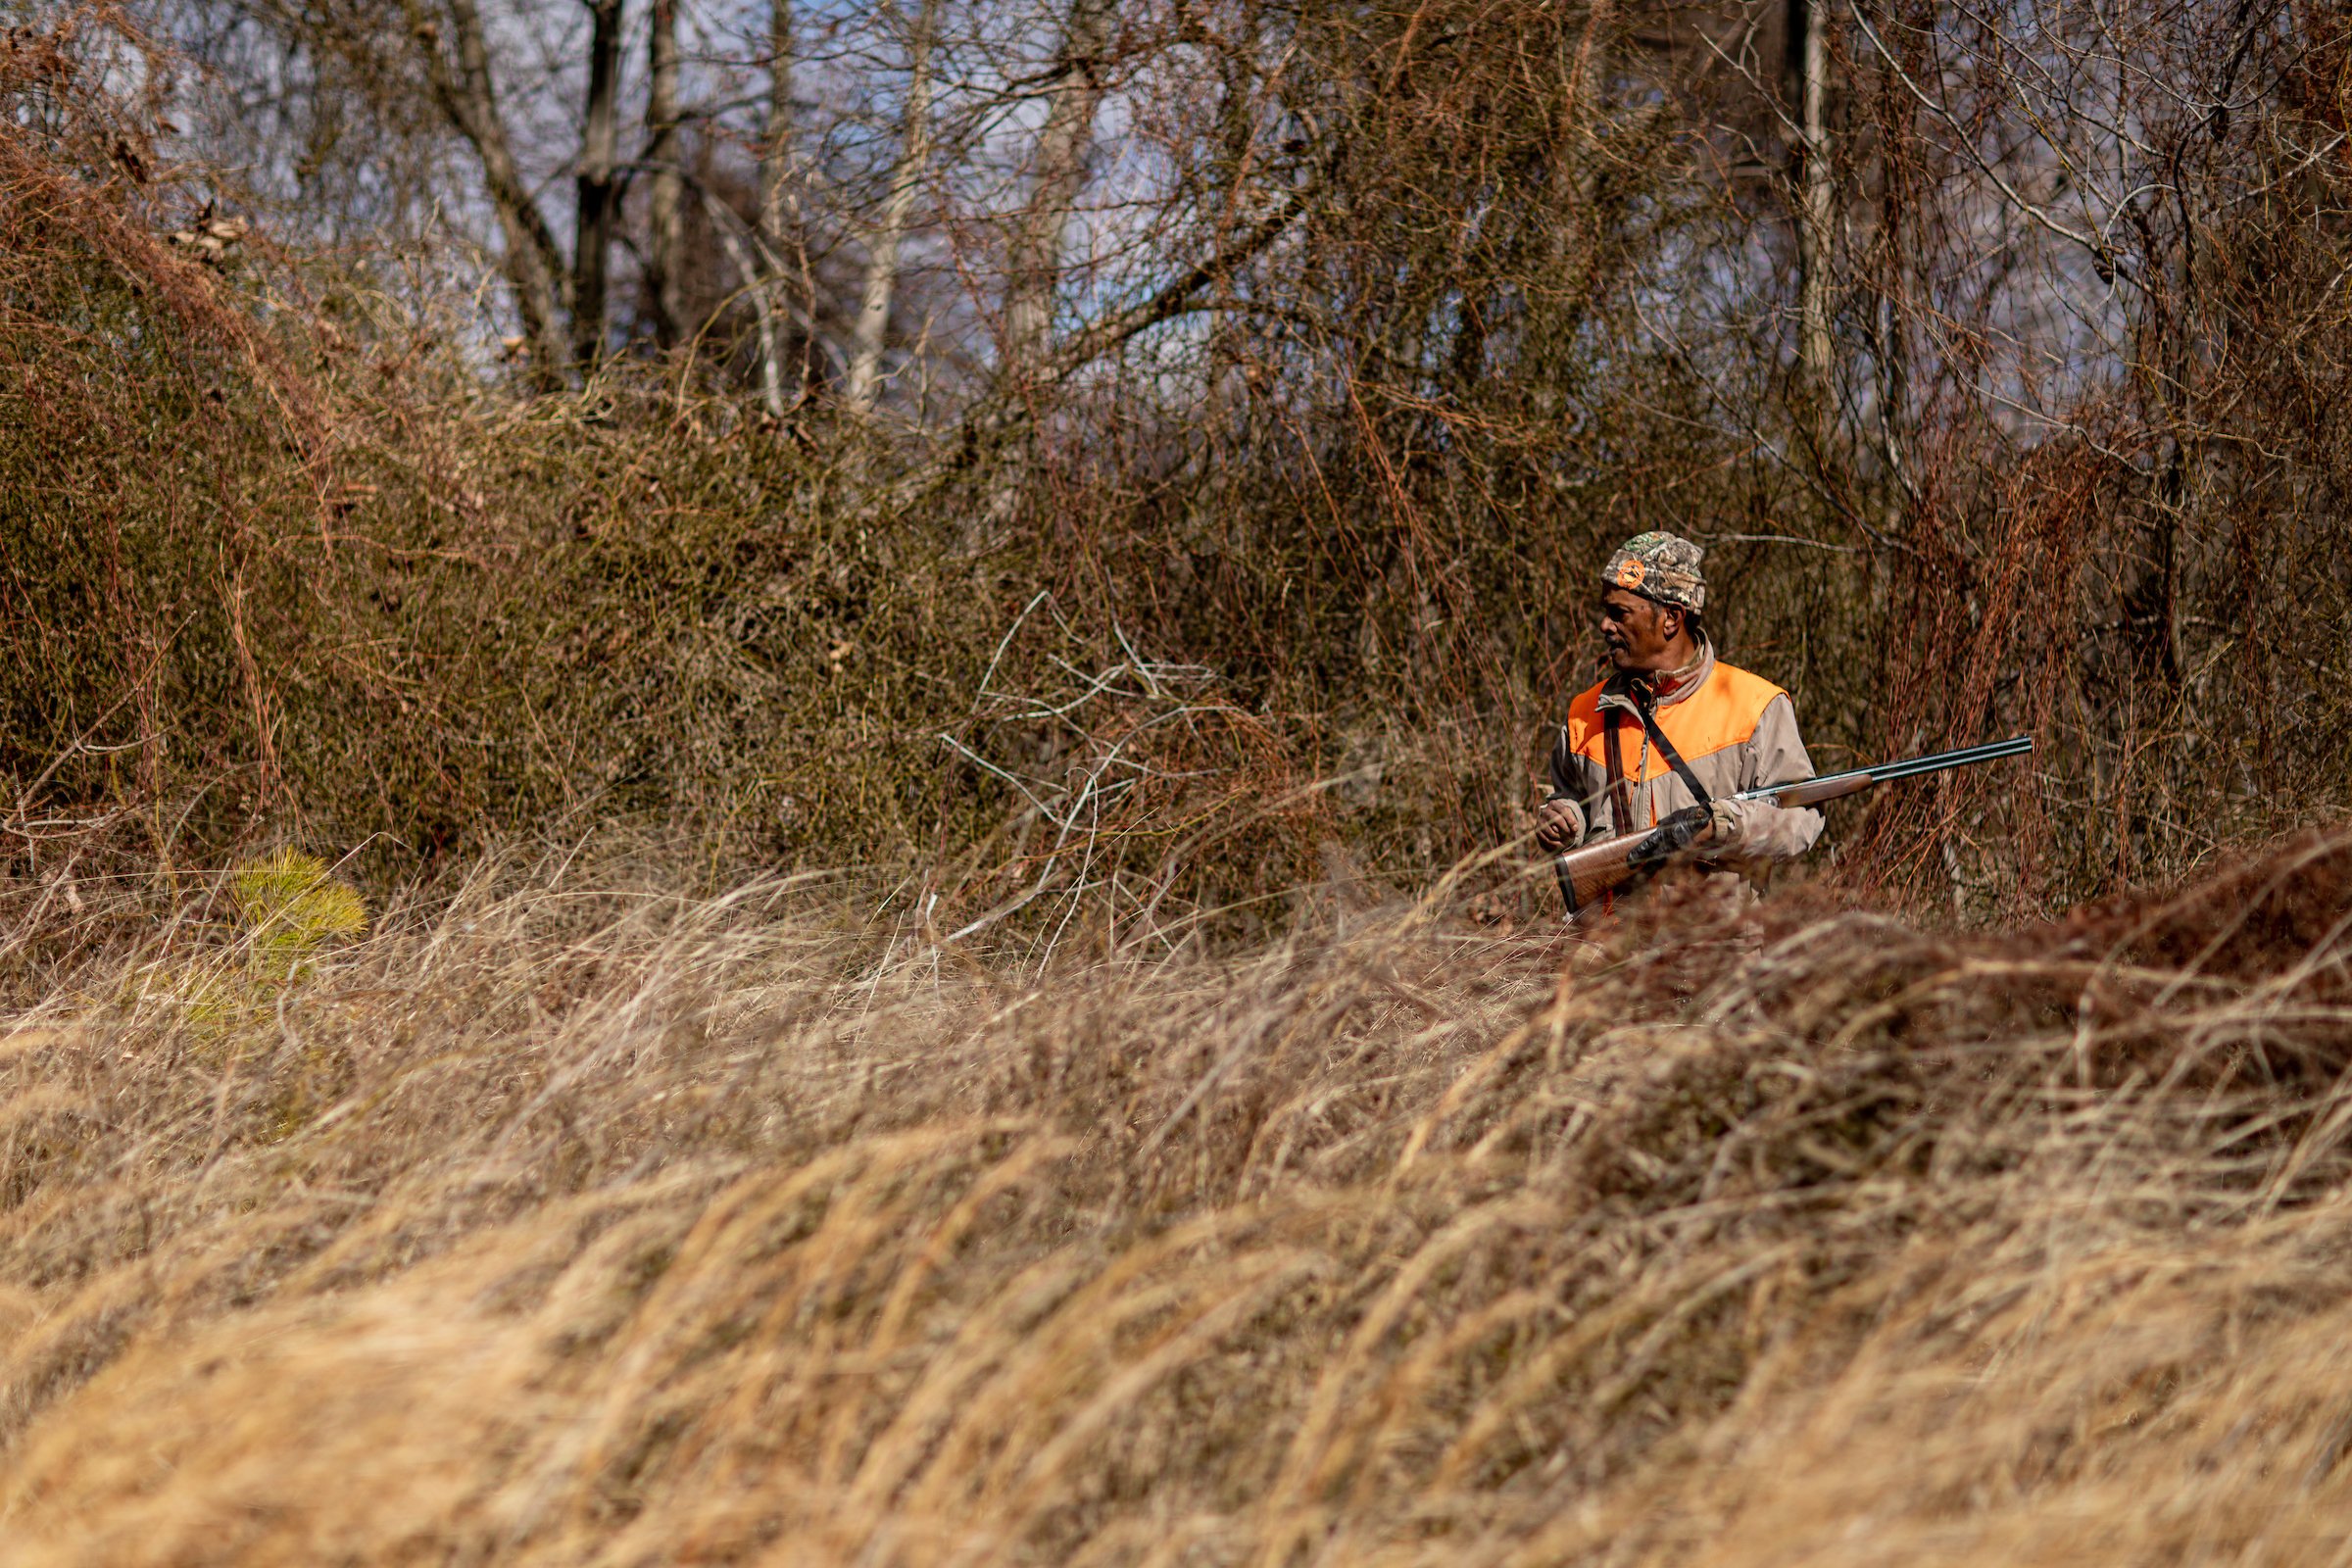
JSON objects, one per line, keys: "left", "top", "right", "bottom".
{"left": 1544, "top": 725, "right": 1589, "bottom": 843}
{"left": 1713, "top": 694, "right": 1824, "bottom": 860}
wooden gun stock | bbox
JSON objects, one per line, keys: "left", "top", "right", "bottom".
{"left": 1553, "top": 835, "right": 1644, "bottom": 914}
{"left": 1550, "top": 735, "right": 2034, "bottom": 916}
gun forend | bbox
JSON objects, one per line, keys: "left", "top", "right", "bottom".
{"left": 1743, "top": 772, "right": 1870, "bottom": 809}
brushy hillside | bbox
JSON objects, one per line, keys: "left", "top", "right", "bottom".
{"left": 16, "top": 6, "right": 2352, "bottom": 928}
{"left": 6, "top": 837, "right": 2352, "bottom": 1566}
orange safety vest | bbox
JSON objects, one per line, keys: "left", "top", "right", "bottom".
{"left": 1561, "top": 662, "right": 1789, "bottom": 828}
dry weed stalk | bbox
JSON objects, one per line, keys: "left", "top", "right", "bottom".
{"left": 4, "top": 834, "right": 2352, "bottom": 1564}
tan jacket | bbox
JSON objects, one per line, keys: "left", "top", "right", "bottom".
{"left": 1545, "top": 641, "right": 1824, "bottom": 862}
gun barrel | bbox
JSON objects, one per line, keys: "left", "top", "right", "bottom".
{"left": 1738, "top": 734, "right": 2034, "bottom": 808}
{"left": 1856, "top": 734, "right": 2035, "bottom": 785}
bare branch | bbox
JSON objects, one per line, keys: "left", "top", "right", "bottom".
{"left": 401, "top": 0, "right": 568, "bottom": 374}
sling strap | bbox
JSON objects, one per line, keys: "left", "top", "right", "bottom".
{"left": 1600, "top": 710, "right": 1639, "bottom": 838}
{"left": 1598, "top": 674, "right": 1713, "bottom": 832}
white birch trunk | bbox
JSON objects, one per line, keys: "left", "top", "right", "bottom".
{"left": 1002, "top": 0, "right": 1113, "bottom": 381}
{"left": 846, "top": 0, "right": 940, "bottom": 415}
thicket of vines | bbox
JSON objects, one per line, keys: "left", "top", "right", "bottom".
{"left": 6, "top": 0, "right": 2352, "bottom": 937}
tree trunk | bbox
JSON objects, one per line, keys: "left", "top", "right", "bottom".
{"left": 1791, "top": 0, "right": 1835, "bottom": 395}
{"left": 404, "top": 0, "right": 568, "bottom": 378}
{"left": 1002, "top": 0, "right": 1114, "bottom": 381}
{"left": 755, "top": 0, "right": 798, "bottom": 414}
{"left": 646, "top": 0, "right": 686, "bottom": 349}
{"left": 846, "top": 0, "right": 940, "bottom": 415}
{"left": 761, "top": 3, "right": 794, "bottom": 255}
{"left": 572, "top": 0, "right": 626, "bottom": 367}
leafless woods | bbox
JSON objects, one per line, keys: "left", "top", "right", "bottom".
{"left": 7, "top": 0, "right": 2351, "bottom": 915}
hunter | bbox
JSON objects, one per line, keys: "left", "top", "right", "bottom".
{"left": 1534, "top": 531, "right": 1824, "bottom": 876}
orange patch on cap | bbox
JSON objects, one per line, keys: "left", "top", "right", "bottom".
{"left": 1614, "top": 558, "right": 1647, "bottom": 590}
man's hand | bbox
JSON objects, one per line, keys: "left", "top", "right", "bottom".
{"left": 1535, "top": 799, "right": 1582, "bottom": 852}
{"left": 1627, "top": 805, "right": 1715, "bottom": 868}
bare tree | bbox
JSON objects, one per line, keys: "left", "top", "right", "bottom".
{"left": 759, "top": 1, "right": 795, "bottom": 255}
{"left": 1790, "top": 0, "right": 1834, "bottom": 395}
{"left": 750, "top": 0, "right": 800, "bottom": 413}
{"left": 646, "top": 0, "right": 685, "bottom": 347}
{"left": 572, "top": 0, "right": 625, "bottom": 364}
{"left": 846, "top": 0, "right": 941, "bottom": 414}
{"left": 1002, "top": 0, "right": 1114, "bottom": 381}
{"left": 401, "top": 0, "right": 568, "bottom": 373}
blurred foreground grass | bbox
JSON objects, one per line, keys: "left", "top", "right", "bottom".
{"left": 5, "top": 837, "right": 2352, "bottom": 1566}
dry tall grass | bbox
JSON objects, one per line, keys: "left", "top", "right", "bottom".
{"left": 6, "top": 838, "right": 2352, "bottom": 1566}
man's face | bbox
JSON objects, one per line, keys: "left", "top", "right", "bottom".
{"left": 1597, "top": 587, "right": 1681, "bottom": 672}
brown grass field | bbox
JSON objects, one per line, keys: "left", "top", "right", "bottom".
{"left": 6, "top": 840, "right": 2352, "bottom": 1567}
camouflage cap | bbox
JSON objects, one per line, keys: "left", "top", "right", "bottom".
{"left": 1600, "top": 531, "right": 1706, "bottom": 612}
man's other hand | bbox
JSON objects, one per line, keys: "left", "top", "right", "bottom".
{"left": 1535, "top": 799, "right": 1582, "bottom": 852}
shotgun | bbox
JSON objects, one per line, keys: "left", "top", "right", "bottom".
{"left": 1552, "top": 735, "right": 2034, "bottom": 915}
